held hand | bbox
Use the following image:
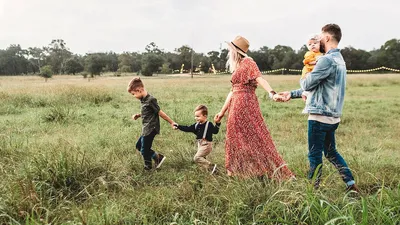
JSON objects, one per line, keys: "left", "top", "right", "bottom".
{"left": 273, "top": 93, "right": 284, "bottom": 102}
{"left": 132, "top": 114, "right": 141, "bottom": 120}
{"left": 170, "top": 122, "right": 178, "bottom": 129}
{"left": 214, "top": 112, "right": 224, "bottom": 123}
{"left": 277, "top": 91, "right": 291, "bottom": 102}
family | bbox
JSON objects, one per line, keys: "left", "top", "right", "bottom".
{"left": 127, "top": 23, "right": 360, "bottom": 193}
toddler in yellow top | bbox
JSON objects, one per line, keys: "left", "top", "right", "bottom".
{"left": 301, "top": 35, "right": 323, "bottom": 100}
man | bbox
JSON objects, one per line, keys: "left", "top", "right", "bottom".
{"left": 278, "top": 24, "right": 359, "bottom": 192}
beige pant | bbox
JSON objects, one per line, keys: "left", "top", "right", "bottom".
{"left": 194, "top": 140, "right": 213, "bottom": 169}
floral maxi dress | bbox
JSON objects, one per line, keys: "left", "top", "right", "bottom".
{"left": 225, "top": 57, "right": 294, "bottom": 179}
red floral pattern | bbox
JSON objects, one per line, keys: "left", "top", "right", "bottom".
{"left": 225, "top": 58, "right": 294, "bottom": 179}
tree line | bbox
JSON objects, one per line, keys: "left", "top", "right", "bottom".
{"left": 0, "top": 38, "right": 399, "bottom": 77}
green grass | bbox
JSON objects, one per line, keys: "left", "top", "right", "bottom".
{"left": 0, "top": 74, "right": 400, "bottom": 224}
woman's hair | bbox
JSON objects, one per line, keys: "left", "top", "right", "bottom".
{"left": 127, "top": 77, "right": 144, "bottom": 92}
{"left": 226, "top": 45, "right": 245, "bottom": 73}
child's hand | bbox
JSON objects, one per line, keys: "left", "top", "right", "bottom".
{"left": 309, "top": 61, "right": 316, "bottom": 65}
{"left": 301, "top": 95, "right": 307, "bottom": 102}
{"left": 132, "top": 114, "right": 141, "bottom": 120}
{"left": 171, "top": 122, "right": 178, "bottom": 130}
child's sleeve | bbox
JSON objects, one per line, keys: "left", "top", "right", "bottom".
{"left": 177, "top": 124, "right": 196, "bottom": 133}
{"left": 150, "top": 97, "right": 161, "bottom": 114}
{"left": 212, "top": 122, "right": 221, "bottom": 134}
{"left": 303, "top": 52, "right": 314, "bottom": 65}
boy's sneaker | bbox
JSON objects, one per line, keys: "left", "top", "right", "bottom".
{"left": 210, "top": 164, "right": 218, "bottom": 175}
{"left": 346, "top": 184, "right": 360, "bottom": 193}
{"left": 144, "top": 165, "right": 152, "bottom": 171}
{"left": 154, "top": 154, "right": 166, "bottom": 169}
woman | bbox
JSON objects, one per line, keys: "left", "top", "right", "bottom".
{"left": 214, "top": 36, "right": 294, "bottom": 179}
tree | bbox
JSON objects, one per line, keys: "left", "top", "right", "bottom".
{"left": 145, "top": 42, "right": 163, "bottom": 55}
{"left": 118, "top": 52, "right": 142, "bottom": 73}
{"left": 27, "top": 47, "right": 46, "bottom": 73}
{"left": 104, "top": 52, "right": 119, "bottom": 72}
{"left": 164, "top": 52, "right": 180, "bottom": 71}
{"left": 141, "top": 53, "right": 164, "bottom": 76}
{"left": 46, "top": 39, "right": 72, "bottom": 74}
{"left": 341, "top": 47, "right": 371, "bottom": 70}
{"left": 376, "top": 39, "right": 400, "bottom": 68}
{"left": 0, "top": 44, "right": 29, "bottom": 75}
{"left": 248, "top": 46, "right": 274, "bottom": 71}
{"left": 84, "top": 53, "right": 107, "bottom": 76}
{"left": 65, "top": 57, "right": 84, "bottom": 75}
{"left": 160, "top": 62, "right": 172, "bottom": 74}
{"left": 175, "top": 45, "right": 193, "bottom": 71}
{"left": 270, "top": 45, "right": 297, "bottom": 72}
{"left": 219, "top": 49, "right": 229, "bottom": 71}
{"left": 39, "top": 65, "right": 53, "bottom": 82}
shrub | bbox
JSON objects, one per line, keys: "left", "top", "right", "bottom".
{"left": 39, "top": 65, "right": 53, "bottom": 82}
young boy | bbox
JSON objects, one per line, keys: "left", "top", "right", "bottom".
{"left": 173, "top": 105, "right": 220, "bottom": 174}
{"left": 127, "top": 77, "right": 176, "bottom": 170}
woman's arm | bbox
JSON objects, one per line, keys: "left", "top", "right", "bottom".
{"left": 256, "top": 77, "right": 275, "bottom": 94}
{"left": 214, "top": 91, "right": 233, "bottom": 123}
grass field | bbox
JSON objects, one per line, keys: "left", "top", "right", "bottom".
{"left": 0, "top": 74, "right": 400, "bottom": 224}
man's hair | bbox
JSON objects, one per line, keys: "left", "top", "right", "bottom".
{"left": 127, "top": 77, "right": 144, "bottom": 92}
{"left": 194, "top": 104, "right": 208, "bottom": 116}
{"left": 322, "top": 24, "right": 342, "bottom": 43}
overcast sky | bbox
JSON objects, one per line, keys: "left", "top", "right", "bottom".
{"left": 1, "top": 0, "right": 399, "bottom": 54}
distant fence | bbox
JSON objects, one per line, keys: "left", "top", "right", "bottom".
{"left": 213, "top": 66, "right": 400, "bottom": 75}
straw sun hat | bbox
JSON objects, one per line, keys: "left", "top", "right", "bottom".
{"left": 227, "top": 35, "right": 249, "bottom": 56}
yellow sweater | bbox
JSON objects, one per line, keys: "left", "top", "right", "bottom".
{"left": 301, "top": 51, "right": 323, "bottom": 79}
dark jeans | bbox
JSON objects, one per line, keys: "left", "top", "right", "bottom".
{"left": 136, "top": 130, "right": 157, "bottom": 168}
{"left": 308, "top": 120, "right": 355, "bottom": 186}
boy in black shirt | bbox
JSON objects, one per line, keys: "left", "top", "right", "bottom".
{"left": 128, "top": 77, "right": 176, "bottom": 170}
{"left": 174, "top": 105, "right": 220, "bottom": 174}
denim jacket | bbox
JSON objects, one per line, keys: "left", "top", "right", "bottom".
{"left": 290, "top": 48, "right": 346, "bottom": 117}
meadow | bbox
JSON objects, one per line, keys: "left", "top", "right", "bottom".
{"left": 0, "top": 74, "right": 399, "bottom": 224}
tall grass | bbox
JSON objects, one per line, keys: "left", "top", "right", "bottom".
{"left": 0, "top": 74, "right": 399, "bottom": 224}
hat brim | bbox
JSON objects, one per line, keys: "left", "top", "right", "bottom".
{"left": 226, "top": 41, "right": 248, "bottom": 57}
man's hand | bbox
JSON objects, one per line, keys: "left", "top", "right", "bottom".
{"left": 172, "top": 123, "right": 179, "bottom": 130}
{"left": 132, "top": 114, "right": 141, "bottom": 120}
{"left": 276, "top": 92, "right": 291, "bottom": 102}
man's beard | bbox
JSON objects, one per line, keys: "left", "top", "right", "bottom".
{"left": 320, "top": 41, "right": 326, "bottom": 53}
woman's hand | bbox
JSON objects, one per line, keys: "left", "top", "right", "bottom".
{"left": 214, "top": 112, "right": 224, "bottom": 123}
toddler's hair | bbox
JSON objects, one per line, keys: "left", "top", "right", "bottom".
{"left": 127, "top": 77, "right": 144, "bottom": 92}
{"left": 307, "top": 34, "right": 321, "bottom": 42}
{"left": 194, "top": 105, "right": 208, "bottom": 116}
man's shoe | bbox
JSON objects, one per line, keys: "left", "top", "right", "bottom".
{"left": 154, "top": 154, "right": 166, "bottom": 169}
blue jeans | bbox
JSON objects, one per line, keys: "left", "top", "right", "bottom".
{"left": 308, "top": 120, "right": 355, "bottom": 187}
{"left": 136, "top": 130, "right": 158, "bottom": 168}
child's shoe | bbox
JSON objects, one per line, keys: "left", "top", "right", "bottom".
{"left": 154, "top": 154, "right": 166, "bottom": 169}
{"left": 210, "top": 164, "right": 218, "bottom": 175}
